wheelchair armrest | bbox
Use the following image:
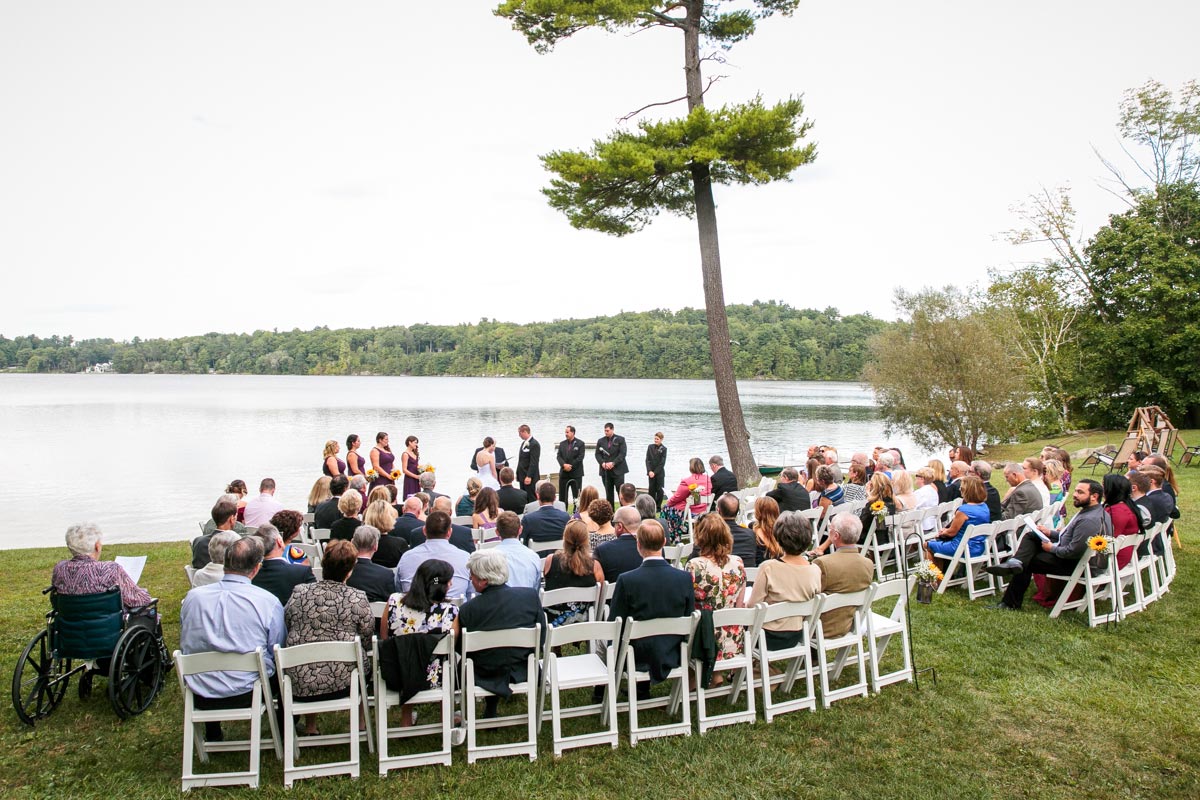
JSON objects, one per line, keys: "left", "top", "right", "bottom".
{"left": 127, "top": 597, "right": 160, "bottom": 615}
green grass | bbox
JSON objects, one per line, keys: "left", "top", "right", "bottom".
{"left": 1, "top": 430, "right": 1198, "bottom": 799}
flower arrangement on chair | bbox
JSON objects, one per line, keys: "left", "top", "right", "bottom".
{"left": 688, "top": 483, "right": 701, "bottom": 505}
{"left": 1087, "top": 535, "right": 1113, "bottom": 555}
{"left": 913, "top": 559, "right": 943, "bottom": 604}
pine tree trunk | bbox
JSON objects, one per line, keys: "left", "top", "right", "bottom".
{"left": 683, "top": 2, "right": 758, "bottom": 487}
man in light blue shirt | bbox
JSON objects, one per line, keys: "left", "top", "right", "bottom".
{"left": 179, "top": 536, "right": 285, "bottom": 739}
{"left": 395, "top": 511, "right": 473, "bottom": 599}
{"left": 495, "top": 511, "right": 543, "bottom": 590}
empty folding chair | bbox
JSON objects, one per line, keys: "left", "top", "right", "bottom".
{"left": 1135, "top": 522, "right": 1166, "bottom": 605}
{"left": 866, "top": 576, "right": 915, "bottom": 693}
{"left": 753, "top": 599, "right": 819, "bottom": 721}
{"left": 174, "top": 647, "right": 282, "bottom": 791}
{"left": 542, "top": 619, "right": 622, "bottom": 756}
{"left": 374, "top": 633, "right": 458, "bottom": 773}
{"left": 811, "top": 586, "right": 875, "bottom": 708}
{"left": 274, "top": 639, "right": 373, "bottom": 787}
{"left": 614, "top": 612, "right": 700, "bottom": 745}
{"left": 461, "top": 624, "right": 542, "bottom": 763}
{"left": 691, "top": 605, "right": 763, "bottom": 733}
{"left": 663, "top": 541, "right": 694, "bottom": 568}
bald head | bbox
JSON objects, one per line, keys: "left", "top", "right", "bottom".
{"left": 402, "top": 496, "right": 423, "bottom": 516}
{"left": 432, "top": 496, "right": 453, "bottom": 515}
{"left": 613, "top": 505, "right": 642, "bottom": 534}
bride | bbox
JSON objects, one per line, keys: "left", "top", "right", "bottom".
{"left": 475, "top": 437, "right": 502, "bottom": 490}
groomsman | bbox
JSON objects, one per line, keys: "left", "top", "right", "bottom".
{"left": 516, "top": 424, "right": 541, "bottom": 503}
{"left": 557, "top": 426, "right": 586, "bottom": 509}
{"left": 645, "top": 432, "right": 667, "bottom": 507}
{"left": 596, "top": 422, "right": 628, "bottom": 506}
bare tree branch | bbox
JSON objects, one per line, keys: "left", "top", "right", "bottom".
{"left": 617, "top": 76, "right": 723, "bottom": 124}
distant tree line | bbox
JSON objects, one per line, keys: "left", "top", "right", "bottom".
{"left": 1, "top": 302, "right": 888, "bottom": 382}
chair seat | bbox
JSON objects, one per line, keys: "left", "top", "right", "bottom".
{"left": 821, "top": 632, "right": 862, "bottom": 651}
{"left": 555, "top": 654, "right": 609, "bottom": 688}
{"left": 868, "top": 612, "right": 903, "bottom": 637}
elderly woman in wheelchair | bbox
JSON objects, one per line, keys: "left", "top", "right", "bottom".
{"left": 12, "top": 523, "right": 170, "bottom": 725}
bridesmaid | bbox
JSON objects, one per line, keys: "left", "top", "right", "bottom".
{"left": 370, "top": 432, "right": 396, "bottom": 490}
{"left": 400, "top": 436, "right": 422, "bottom": 500}
{"left": 322, "top": 440, "right": 345, "bottom": 478}
{"left": 346, "top": 434, "right": 367, "bottom": 480}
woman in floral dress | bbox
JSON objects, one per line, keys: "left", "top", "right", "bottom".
{"left": 381, "top": 558, "right": 458, "bottom": 726}
{"left": 686, "top": 513, "right": 747, "bottom": 669}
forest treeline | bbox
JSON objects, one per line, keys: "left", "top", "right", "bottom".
{"left": 1, "top": 302, "right": 889, "bottom": 381}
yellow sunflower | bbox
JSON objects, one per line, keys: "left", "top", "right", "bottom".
{"left": 870, "top": 500, "right": 886, "bottom": 513}
{"left": 1087, "top": 535, "right": 1108, "bottom": 552}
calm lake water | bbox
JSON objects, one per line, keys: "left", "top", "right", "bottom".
{"left": 0, "top": 374, "right": 930, "bottom": 549}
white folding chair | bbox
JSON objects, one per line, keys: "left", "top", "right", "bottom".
{"left": 451, "top": 515, "right": 473, "bottom": 526}
{"left": 1112, "top": 533, "right": 1147, "bottom": 619}
{"left": 374, "top": 633, "right": 457, "bottom": 773}
{"left": 1135, "top": 522, "right": 1166, "bottom": 605}
{"left": 595, "top": 582, "right": 618, "bottom": 620}
{"left": 663, "top": 541, "right": 694, "bottom": 568}
{"left": 527, "top": 538, "right": 565, "bottom": 557}
{"left": 934, "top": 522, "right": 998, "bottom": 599}
{"left": 691, "top": 606, "right": 762, "bottom": 733}
{"left": 461, "top": 625, "right": 541, "bottom": 763}
{"left": 866, "top": 576, "right": 915, "bottom": 693}
{"left": 541, "top": 619, "right": 621, "bottom": 756}
{"left": 860, "top": 516, "right": 900, "bottom": 582}
{"left": 174, "top": 648, "right": 282, "bottom": 791}
{"left": 274, "top": 638, "right": 373, "bottom": 787}
{"left": 302, "top": 513, "right": 315, "bottom": 542}
{"left": 1046, "top": 549, "right": 1119, "bottom": 627}
{"left": 811, "top": 586, "right": 874, "bottom": 708}
{"left": 184, "top": 565, "right": 197, "bottom": 586}
{"left": 753, "top": 599, "right": 819, "bottom": 721}
{"left": 614, "top": 613, "right": 699, "bottom": 746}
{"left": 294, "top": 542, "right": 322, "bottom": 568}
{"left": 311, "top": 528, "right": 332, "bottom": 554}
{"left": 311, "top": 566, "right": 323, "bottom": 581}
{"left": 541, "top": 585, "right": 601, "bottom": 628}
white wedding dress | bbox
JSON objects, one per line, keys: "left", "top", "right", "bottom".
{"left": 476, "top": 459, "right": 501, "bottom": 491}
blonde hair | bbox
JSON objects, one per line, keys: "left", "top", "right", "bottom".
{"left": 337, "top": 491, "right": 363, "bottom": 517}
{"left": 466, "top": 476, "right": 482, "bottom": 497}
{"left": 308, "top": 476, "right": 332, "bottom": 508}
{"left": 367, "top": 486, "right": 391, "bottom": 506}
{"left": 891, "top": 469, "right": 913, "bottom": 496}
{"left": 364, "top": 499, "right": 398, "bottom": 531}
{"left": 927, "top": 459, "right": 946, "bottom": 482}
{"left": 1043, "top": 458, "right": 1064, "bottom": 487}
{"left": 323, "top": 439, "right": 338, "bottom": 458}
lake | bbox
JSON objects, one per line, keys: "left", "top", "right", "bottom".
{"left": 0, "top": 374, "right": 930, "bottom": 549}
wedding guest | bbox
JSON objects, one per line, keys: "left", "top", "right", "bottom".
{"left": 314, "top": 476, "right": 349, "bottom": 530}
{"left": 663, "top": 457, "right": 711, "bottom": 543}
{"left": 457, "top": 476, "right": 482, "bottom": 517}
{"left": 924, "top": 475, "right": 990, "bottom": 563}
{"left": 54, "top": 522, "right": 152, "bottom": 609}
{"left": 381, "top": 558, "right": 458, "bottom": 726}
{"left": 194, "top": 497, "right": 242, "bottom": 569}
{"left": 717, "top": 493, "right": 757, "bottom": 567}
{"left": 635, "top": 493, "right": 658, "bottom": 521}
{"left": 227, "top": 479, "right": 249, "bottom": 522}
{"left": 243, "top": 478, "right": 284, "bottom": 528}
{"left": 813, "top": 465, "right": 844, "bottom": 514}
{"left": 307, "top": 476, "right": 332, "bottom": 514}
{"left": 346, "top": 526, "right": 396, "bottom": 603}
{"left": 473, "top": 487, "right": 501, "bottom": 539}
{"left": 542, "top": 520, "right": 604, "bottom": 623}
{"left": 192, "top": 530, "right": 241, "bottom": 588}
{"left": 329, "top": 492, "right": 364, "bottom": 541}
{"left": 271, "top": 509, "right": 309, "bottom": 565}
{"left": 574, "top": 485, "right": 600, "bottom": 525}
{"left": 752, "top": 495, "right": 783, "bottom": 563}
{"left": 843, "top": 462, "right": 868, "bottom": 504}
{"left": 686, "top": 513, "right": 747, "bottom": 666}
{"left": 586, "top": 499, "right": 616, "bottom": 549}
{"left": 767, "top": 467, "right": 812, "bottom": 513}
{"left": 749, "top": 512, "right": 822, "bottom": 649}
{"left": 928, "top": 459, "right": 948, "bottom": 502}
{"left": 891, "top": 470, "right": 916, "bottom": 511}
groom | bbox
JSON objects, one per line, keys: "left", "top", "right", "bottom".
{"left": 469, "top": 441, "right": 508, "bottom": 472}
{"left": 516, "top": 424, "right": 541, "bottom": 503}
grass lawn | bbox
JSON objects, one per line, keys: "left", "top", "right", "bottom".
{"left": 1, "top": 430, "right": 1198, "bottom": 799}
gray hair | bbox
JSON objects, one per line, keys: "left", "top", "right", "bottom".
{"left": 467, "top": 549, "right": 509, "bottom": 587}
{"left": 220, "top": 493, "right": 241, "bottom": 505}
{"left": 708, "top": 455, "right": 724, "bottom": 467}
{"left": 349, "top": 475, "right": 368, "bottom": 492}
{"left": 224, "top": 536, "right": 264, "bottom": 575}
{"left": 634, "top": 493, "right": 657, "bottom": 520}
{"left": 878, "top": 452, "right": 895, "bottom": 469}
{"left": 1003, "top": 461, "right": 1024, "bottom": 478}
{"left": 432, "top": 496, "right": 453, "bottom": 515}
{"left": 419, "top": 471, "right": 436, "bottom": 489}
{"left": 780, "top": 467, "right": 800, "bottom": 482}
{"left": 65, "top": 522, "right": 103, "bottom": 557}
{"left": 253, "top": 523, "right": 282, "bottom": 554}
{"left": 208, "top": 530, "right": 242, "bottom": 565}
{"left": 971, "top": 460, "right": 993, "bottom": 480}
{"left": 614, "top": 505, "right": 642, "bottom": 532}
{"left": 830, "top": 513, "right": 863, "bottom": 546}
{"left": 352, "top": 525, "right": 380, "bottom": 552}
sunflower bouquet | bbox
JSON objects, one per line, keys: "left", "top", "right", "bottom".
{"left": 913, "top": 560, "right": 944, "bottom": 585}
{"left": 870, "top": 499, "right": 887, "bottom": 529}
{"left": 365, "top": 468, "right": 377, "bottom": 481}
{"left": 1087, "top": 535, "right": 1113, "bottom": 555}
{"left": 422, "top": 464, "right": 435, "bottom": 473}
{"left": 390, "top": 469, "right": 401, "bottom": 481}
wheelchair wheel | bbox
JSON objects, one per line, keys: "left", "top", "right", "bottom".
{"left": 12, "top": 629, "right": 70, "bottom": 726}
{"left": 107, "top": 626, "right": 164, "bottom": 719}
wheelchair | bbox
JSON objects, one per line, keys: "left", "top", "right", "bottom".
{"left": 12, "top": 587, "right": 170, "bottom": 726}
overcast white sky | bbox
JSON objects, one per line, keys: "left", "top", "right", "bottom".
{"left": 2, "top": 1, "right": 1196, "bottom": 341}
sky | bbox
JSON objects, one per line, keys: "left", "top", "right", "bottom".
{"left": 2, "top": 1, "right": 1197, "bottom": 341}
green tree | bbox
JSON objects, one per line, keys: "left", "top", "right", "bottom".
{"left": 863, "top": 288, "right": 1028, "bottom": 452}
{"left": 494, "top": 0, "right": 817, "bottom": 487}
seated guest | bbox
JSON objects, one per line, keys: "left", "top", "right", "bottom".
{"left": 927, "top": 459, "right": 948, "bottom": 502}
{"left": 53, "top": 522, "right": 152, "bottom": 609}
{"left": 595, "top": 506, "right": 644, "bottom": 582}
{"left": 270, "top": 509, "right": 309, "bottom": 565}
{"left": 813, "top": 465, "right": 845, "bottom": 514}
{"left": 813, "top": 514, "right": 874, "bottom": 637}
{"left": 708, "top": 456, "right": 737, "bottom": 509}
{"left": 969, "top": 461, "right": 1002, "bottom": 522}
{"left": 842, "top": 461, "right": 868, "bottom": 505}
{"left": 456, "top": 477, "right": 483, "bottom": 518}
{"left": 521, "top": 481, "right": 570, "bottom": 545}
{"left": 367, "top": 485, "right": 392, "bottom": 507}
{"left": 349, "top": 475, "right": 370, "bottom": 513}
{"left": 1134, "top": 466, "right": 1173, "bottom": 556}
{"left": 394, "top": 496, "right": 428, "bottom": 548}
{"left": 1000, "top": 461, "right": 1044, "bottom": 520}
{"left": 386, "top": 484, "right": 402, "bottom": 514}
{"left": 226, "top": 479, "right": 249, "bottom": 522}
{"left": 912, "top": 467, "right": 941, "bottom": 531}
{"left": 944, "top": 461, "right": 970, "bottom": 502}
{"left": 495, "top": 511, "right": 543, "bottom": 590}
{"left": 180, "top": 536, "right": 285, "bottom": 740}
{"left": 314, "top": 475, "right": 349, "bottom": 530}
{"left": 524, "top": 480, "right": 568, "bottom": 514}
{"left": 308, "top": 476, "right": 333, "bottom": 514}
{"left": 891, "top": 470, "right": 917, "bottom": 511}
{"left": 1102, "top": 474, "right": 1141, "bottom": 570}
{"left": 497, "top": 467, "right": 528, "bottom": 515}
{"left": 431, "top": 496, "right": 477, "bottom": 554}
{"left": 251, "top": 524, "right": 315, "bottom": 607}
{"left": 382, "top": 558, "right": 459, "bottom": 725}
{"left": 454, "top": 549, "right": 544, "bottom": 718}
{"left": 752, "top": 496, "right": 783, "bottom": 563}
{"left": 419, "top": 470, "right": 446, "bottom": 506}
{"left": 687, "top": 513, "right": 747, "bottom": 665}
{"left": 662, "top": 458, "right": 712, "bottom": 542}
{"left": 574, "top": 485, "right": 600, "bottom": 525}
{"left": 749, "top": 511, "right": 822, "bottom": 649}
{"left": 924, "top": 475, "right": 990, "bottom": 563}
{"left": 542, "top": 520, "right": 604, "bottom": 626}
{"left": 987, "top": 480, "right": 1106, "bottom": 610}
{"left": 346, "top": 526, "right": 398, "bottom": 603}
{"left": 283, "top": 540, "right": 373, "bottom": 736}
{"left": 363, "top": 500, "right": 408, "bottom": 568}
{"left": 618, "top": 482, "right": 637, "bottom": 508}
{"left": 859, "top": 472, "right": 897, "bottom": 544}
{"left": 242, "top": 478, "right": 285, "bottom": 528}
{"left": 717, "top": 493, "right": 757, "bottom": 567}
{"left": 193, "top": 530, "right": 241, "bottom": 588}
{"left": 634, "top": 493, "right": 658, "bottom": 521}
{"left": 1023, "top": 457, "right": 1050, "bottom": 507}
{"left": 766, "top": 467, "right": 811, "bottom": 513}
{"left": 396, "top": 511, "right": 473, "bottom": 600}
{"left": 610, "top": 520, "right": 696, "bottom": 688}
{"left": 472, "top": 487, "right": 501, "bottom": 539}
{"left": 329, "top": 491, "right": 363, "bottom": 541}
{"left": 586, "top": 499, "right": 617, "bottom": 549}
{"left": 193, "top": 498, "right": 241, "bottom": 569}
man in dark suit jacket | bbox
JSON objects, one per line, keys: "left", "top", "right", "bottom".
{"left": 392, "top": 497, "right": 427, "bottom": 549}
{"left": 970, "top": 461, "right": 1003, "bottom": 521}
{"left": 557, "top": 425, "right": 586, "bottom": 508}
{"left": 313, "top": 475, "right": 349, "bottom": 530}
{"left": 645, "top": 432, "right": 668, "bottom": 507}
{"left": 708, "top": 455, "right": 738, "bottom": 510}
{"left": 346, "top": 527, "right": 397, "bottom": 603}
{"left": 1132, "top": 468, "right": 1173, "bottom": 556}
{"left": 595, "top": 507, "right": 646, "bottom": 583}
{"left": 521, "top": 482, "right": 570, "bottom": 545}
{"left": 516, "top": 424, "right": 541, "bottom": 503}
{"left": 765, "top": 467, "right": 811, "bottom": 513}
{"left": 250, "top": 525, "right": 315, "bottom": 607}
{"left": 497, "top": 467, "right": 529, "bottom": 515}
{"left": 717, "top": 494, "right": 757, "bottom": 567}
{"left": 595, "top": 422, "right": 629, "bottom": 506}
{"left": 610, "top": 519, "right": 695, "bottom": 684}
{"left": 944, "top": 461, "right": 968, "bottom": 502}
{"left": 470, "top": 444, "right": 508, "bottom": 472}
{"left": 431, "top": 497, "right": 476, "bottom": 554}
